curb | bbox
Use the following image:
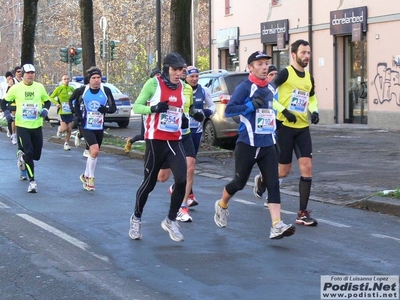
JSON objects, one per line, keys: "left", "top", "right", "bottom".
{"left": 347, "top": 196, "right": 400, "bottom": 217}
{"left": 47, "top": 136, "right": 234, "bottom": 160}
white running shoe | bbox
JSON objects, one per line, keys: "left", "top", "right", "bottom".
{"left": 16, "top": 150, "right": 26, "bottom": 170}
{"left": 64, "top": 143, "right": 71, "bottom": 151}
{"left": 269, "top": 221, "right": 296, "bottom": 239}
{"left": 161, "top": 218, "right": 184, "bottom": 242}
{"left": 214, "top": 200, "right": 229, "bottom": 228}
{"left": 28, "top": 181, "right": 37, "bottom": 193}
{"left": 129, "top": 216, "right": 142, "bottom": 240}
{"left": 56, "top": 126, "right": 61, "bottom": 138}
{"left": 83, "top": 149, "right": 90, "bottom": 157}
{"left": 74, "top": 134, "right": 81, "bottom": 147}
{"left": 6, "top": 129, "right": 11, "bottom": 138}
{"left": 176, "top": 207, "right": 193, "bottom": 222}
{"left": 11, "top": 134, "right": 17, "bottom": 145}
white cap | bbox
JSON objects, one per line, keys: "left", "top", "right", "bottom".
{"left": 22, "top": 64, "right": 35, "bottom": 73}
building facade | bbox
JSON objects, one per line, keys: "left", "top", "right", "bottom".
{"left": 210, "top": 0, "right": 400, "bottom": 129}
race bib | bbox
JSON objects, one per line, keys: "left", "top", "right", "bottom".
{"left": 157, "top": 106, "right": 182, "bottom": 132}
{"left": 85, "top": 111, "right": 104, "bottom": 130}
{"left": 21, "top": 103, "right": 39, "bottom": 120}
{"left": 288, "top": 89, "right": 309, "bottom": 113}
{"left": 255, "top": 109, "right": 276, "bottom": 134}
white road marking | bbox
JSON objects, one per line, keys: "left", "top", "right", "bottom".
{"left": 230, "top": 201, "right": 352, "bottom": 228}
{"left": 318, "top": 218, "right": 351, "bottom": 228}
{"left": 17, "top": 213, "right": 109, "bottom": 262}
{"left": 0, "top": 202, "right": 10, "bottom": 209}
{"left": 280, "top": 209, "right": 297, "bottom": 215}
{"left": 233, "top": 198, "right": 257, "bottom": 205}
{"left": 371, "top": 233, "right": 400, "bottom": 243}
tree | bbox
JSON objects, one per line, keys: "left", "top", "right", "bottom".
{"left": 170, "top": 0, "right": 192, "bottom": 64}
{"left": 79, "top": 0, "right": 96, "bottom": 73}
{"left": 20, "top": 0, "right": 39, "bottom": 65}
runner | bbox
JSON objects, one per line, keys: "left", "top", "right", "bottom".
{"left": 73, "top": 67, "right": 116, "bottom": 191}
{"left": 213, "top": 51, "right": 295, "bottom": 239}
{"left": 1, "top": 64, "right": 51, "bottom": 192}
{"left": 129, "top": 52, "right": 187, "bottom": 242}
{"left": 49, "top": 74, "right": 75, "bottom": 150}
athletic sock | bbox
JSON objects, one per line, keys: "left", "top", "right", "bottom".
{"left": 299, "top": 176, "right": 312, "bottom": 211}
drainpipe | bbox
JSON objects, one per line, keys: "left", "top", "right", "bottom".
{"left": 308, "top": 0, "right": 313, "bottom": 74}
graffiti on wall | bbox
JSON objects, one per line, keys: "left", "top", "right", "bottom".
{"left": 373, "top": 62, "right": 400, "bottom": 105}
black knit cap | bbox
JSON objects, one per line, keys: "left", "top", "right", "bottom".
{"left": 267, "top": 65, "right": 278, "bottom": 74}
{"left": 150, "top": 68, "right": 161, "bottom": 78}
{"left": 163, "top": 52, "right": 186, "bottom": 68}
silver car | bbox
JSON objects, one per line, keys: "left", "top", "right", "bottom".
{"left": 198, "top": 70, "right": 248, "bottom": 146}
{"left": 47, "top": 80, "right": 131, "bottom": 128}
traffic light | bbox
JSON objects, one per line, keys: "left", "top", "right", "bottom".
{"left": 100, "top": 41, "right": 104, "bottom": 59}
{"left": 74, "top": 48, "right": 82, "bottom": 65}
{"left": 109, "top": 40, "right": 120, "bottom": 61}
{"left": 69, "top": 47, "right": 76, "bottom": 64}
{"left": 60, "top": 47, "right": 68, "bottom": 63}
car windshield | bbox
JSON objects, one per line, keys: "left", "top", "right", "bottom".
{"left": 103, "top": 83, "right": 121, "bottom": 94}
{"left": 224, "top": 74, "right": 248, "bottom": 94}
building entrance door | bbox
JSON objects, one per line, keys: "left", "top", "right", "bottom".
{"left": 344, "top": 36, "right": 368, "bottom": 124}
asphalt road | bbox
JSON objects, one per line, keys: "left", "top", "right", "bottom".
{"left": 1, "top": 129, "right": 399, "bottom": 299}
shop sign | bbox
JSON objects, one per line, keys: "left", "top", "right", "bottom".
{"left": 260, "top": 19, "right": 289, "bottom": 44}
{"left": 216, "top": 27, "right": 239, "bottom": 49}
{"left": 330, "top": 6, "right": 367, "bottom": 35}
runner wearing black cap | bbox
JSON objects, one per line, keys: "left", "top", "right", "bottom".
{"left": 213, "top": 51, "right": 295, "bottom": 239}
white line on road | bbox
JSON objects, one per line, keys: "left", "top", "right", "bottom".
{"left": 317, "top": 218, "right": 351, "bottom": 228}
{"left": 233, "top": 198, "right": 257, "bottom": 205}
{"left": 17, "top": 213, "right": 109, "bottom": 262}
{"left": 0, "top": 202, "right": 10, "bottom": 209}
{"left": 371, "top": 233, "right": 400, "bottom": 243}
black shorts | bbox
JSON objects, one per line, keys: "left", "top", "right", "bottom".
{"left": 60, "top": 114, "right": 74, "bottom": 124}
{"left": 161, "top": 133, "right": 195, "bottom": 169}
{"left": 277, "top": 125, "right": 312, "bottom": 164}
{"left": 82, "top": 129, "right": 103, "bottom": 147}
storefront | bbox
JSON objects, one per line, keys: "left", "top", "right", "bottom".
{"left": 260, "top": 19, "right": 290, "bottom": 71}
{"left": 215, "top": 27, "right": 239, "bottom": 71}
{"left": 330, "top": 6, "right": 368, "bottom": 124}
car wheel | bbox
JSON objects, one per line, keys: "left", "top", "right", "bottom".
{"left": 203, "top": 120, "right": 218, "bottom": 146}
{"left": 117, "top": 119, "right": 130, "bottom": 128}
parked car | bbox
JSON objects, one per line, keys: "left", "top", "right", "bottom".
{"left": 47, "top": 79, "right": 132, "bottom": 128}
{"left": 198, "top": 70, "right": 248, "bottom": 145}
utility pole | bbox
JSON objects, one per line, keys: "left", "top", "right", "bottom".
{"left": 100, "top": 16, "right": 108, "bottom": 79}
{"left": 156, "top": 0, "right": 161, "bottom": 69}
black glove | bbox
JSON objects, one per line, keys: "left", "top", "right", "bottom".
{"left": 192, "top": 111, "right": 205, "bottom": 122}
{"left": 251, "top": 98, "right": 265, "bottom": 110}
{"left": 181, "top": 114, "right": 189, "bottom": 129}
{"left": 311, "top": 112, "right": 319, "bottom": 124}
{"left": 97, "top": 105, "right": 108, "bottom": 114}
{"left": 282, "top": 109, "right": 297, "bottom": 123}
{"left": 150, "top": 101, "right": 169, "bottom": 113}
{"left": 3, "top": 110, "right": 14, "bottom": 122}
{"left": 203, "top": 109, "right": 212, "bottom": 118}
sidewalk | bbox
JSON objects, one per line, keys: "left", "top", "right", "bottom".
{"left": 2, "top": 123, "right": 400, "bottom": 216}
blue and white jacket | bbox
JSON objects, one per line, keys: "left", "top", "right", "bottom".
{"left": 225, "top": 79, "right": 276, "bottom": 147}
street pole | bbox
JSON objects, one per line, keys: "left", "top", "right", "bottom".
{"left": 100, "top": 16, "right": 108, "bottom": 79}
{"left": 69, "top": 20, "right": 73, "bottom": 78}
{"left": 156, "top": 0, "right": 161, "bottom": 70}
